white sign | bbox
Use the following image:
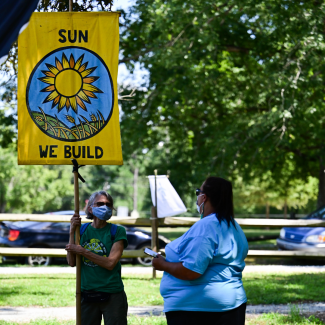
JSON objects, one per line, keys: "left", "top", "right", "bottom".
{"left": 148, "top": 175, "right": 187, "bottom": 218}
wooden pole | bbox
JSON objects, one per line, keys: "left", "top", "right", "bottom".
{"left": 73, "top": 170, "right": 81, "bottom": 325}
{"left": 151, "top": 170, "right": 159, "bottom": 279}
{"left": 68, "top": 1, "right": 79, "bottom": 323}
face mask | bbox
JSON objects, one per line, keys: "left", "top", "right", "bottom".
{"left": 92, "top": 205, "right": 112, "bottom": 221}
{"left": 196, "top": 194, "right": 204, "bottom": 216}
{"left": 196, "top": 202, "right": 204, "bottom": 214}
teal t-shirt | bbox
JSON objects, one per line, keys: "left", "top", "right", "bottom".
{"left": 160, "top": 213, "right": 248, "bottom": 312}
{"left": 80, "top": 223, "right": 128, "bottom": 293}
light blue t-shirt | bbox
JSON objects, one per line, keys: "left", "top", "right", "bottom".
{"left": 160, "top": 213, "right": 249, "bottom": 312}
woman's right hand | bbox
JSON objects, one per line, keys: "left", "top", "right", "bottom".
{"left": 70, "top": 213, "right": 81, "bottom": 233}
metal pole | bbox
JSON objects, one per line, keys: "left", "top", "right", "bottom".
{"left": 151, "top": 170, "right": 159, "bottom": 279}
{"left": 69, "top": 0, "right": 73, "bottom": 11}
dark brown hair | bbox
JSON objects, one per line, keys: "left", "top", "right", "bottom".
{"left": 202, "top": 176, "right": 236, "bottom": 228}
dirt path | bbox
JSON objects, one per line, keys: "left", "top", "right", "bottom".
{"left": 1, "top": 303, "right": 325, "bottom": 322}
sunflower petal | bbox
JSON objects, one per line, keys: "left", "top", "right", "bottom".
{"left": 51, "top": 95, "right": 61, "bottom": 108}
{"left": 58, "top": 96, "right": 67, "bottom": 110}
{"left": 41, "top": 70, "right": 55, "bottom": 77}
{"left": 76, "top": 96, "right": 87, "bottom": 111}
{"left": 83, "top": 76, "right": 99, "bottom": 84}
{"left": 69, "top": 96, "right": 77, "bottom": 113}
{"left": 74, "top": 54, "right": 84, "bottom": 70}
{"left": 55, "top": 57, "right": 63, "bottom": 71}
{"left": 81, "top": 67, "right": 97, "bottom": 78}
{"left": 46, "top": 63, "right": 59, "bottom": 75}
{"left": 78, "top": 90, "right": 91, "bottom": 103}
{"left": 66, "top": 98, "right": 71, "bottom": 110}
{"left": 62, "top": 53, "right": 69, "bottom": 69}
{"left": 40, "top": 85, "right": 55, "bottom": 92}
{"left": 83, "top": 90, "right": 98, "bottom": 99}
{"left": 38, "top": 76, "right": 55, "bottom": 85}
{"left": 69, "top": 54, "right": 75, "bottom": 68}
{"left": 43, "top": 91, "right": 59, "bottom": 103}
{"left": 78, "top": 62, "right": 88, "bottom": 73}
{"left": 83, "top": 83, "right": 103, "bottom": 93}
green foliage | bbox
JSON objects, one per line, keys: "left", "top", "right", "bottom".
{"left": 0, "top": 146, "right": 74, "bottom": 213}
{"left": 2, "top": 0, "right": 325, "bottom": 212}
{"left": 0, "top": 108, "right": 16, "bottom": 148}
{"left": 78, "top": 163, "right": 152, "bottom": 214}
{"left": 119, "top": 0, "right": 325, "bottom": 208}
{"left": 233, "top": 173, "right": 318, "bottom": 212}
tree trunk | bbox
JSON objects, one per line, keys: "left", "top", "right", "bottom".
{"left": 133, "top": 167, "right": 139, "bottom": 212}
{"left": 265, "top": 203, "right": 270, "bottom": 230}
{"left": 317, "top": 157, "right": 325, "bottom": 208}
{"left": 266, "top": 203, "right": 270, "bottom": 218}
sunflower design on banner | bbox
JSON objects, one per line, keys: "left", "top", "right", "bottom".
{"left": 27, "top": 47, "right": 113, "bottom": 141}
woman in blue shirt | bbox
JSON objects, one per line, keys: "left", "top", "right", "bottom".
{"left": 152, "top": 176, "right": 248, "bottom": 325}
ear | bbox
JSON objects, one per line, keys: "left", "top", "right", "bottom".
{"left": 88, "top": 206, "right": 93, "bottom": 215}
{"left": 202, "top": 194, "right": 208, "bottom": 203}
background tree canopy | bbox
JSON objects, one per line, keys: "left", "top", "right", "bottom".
{"left": 0, "top": 0, "right": 324, "bottom": 214}
{"left": 119, "top": 0, "right": 325, "bottom": 210}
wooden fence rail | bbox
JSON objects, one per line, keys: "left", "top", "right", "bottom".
{"left": 0, "top": 248, "right": 147, "bottom": 258}
{"left": 1, "top": 248, "right": 324, "bottom": 259}
{"left": 1, "top": 214, "right": 325, "bottom": 228}
{"left": 1, "top": 214, "right": 325, "bottom": 260}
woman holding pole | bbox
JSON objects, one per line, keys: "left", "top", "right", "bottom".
{"left": 152, "top": 176, "right": 248, "bottom": 325}
{"left": 66, "top": 191, "right": 128, "bottom": 325}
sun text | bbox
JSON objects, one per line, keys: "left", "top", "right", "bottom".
{"left": 58, "top": 30, "right": 88, "bottom": 43}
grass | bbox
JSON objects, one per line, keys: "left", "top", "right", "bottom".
{"left": 248, "top": 305, "right": 325, "bottom": 324}
{"left": 124, "top": 276, "right": 162, "bottom": 306}
{"left": 0, "top": 274, "right": 75, "bottom": 307}
{"left": 245, "top": 272, "right": 325, "bottom": 305}
{"left": 0, "top": 272, "right": 325, "bottom": 307}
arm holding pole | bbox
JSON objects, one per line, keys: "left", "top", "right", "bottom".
{"left": 66, "top": 240, "right": 124, "bottom": 271}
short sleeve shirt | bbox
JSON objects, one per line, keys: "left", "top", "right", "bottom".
{"left": 80, "top": 223, "right": 128, "bottom": 293}
{"left": 160, "top": 214, "right": 248, "bottom": 312}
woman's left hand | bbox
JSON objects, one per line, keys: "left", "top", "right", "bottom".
{"left": 65, "top": 244, "right": 84, "bottom": 255}
{"left": 152, "top": 254, "right": 166, "bottom": 271}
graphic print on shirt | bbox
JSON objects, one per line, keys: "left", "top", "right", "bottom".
{"left": 81, "top": 238, "right": 107, "bottom": 267}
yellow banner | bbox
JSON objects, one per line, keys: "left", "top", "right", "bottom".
{"left": 18, "top": 12, "right": 122, "bottom": 165}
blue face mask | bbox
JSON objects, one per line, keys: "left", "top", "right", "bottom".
{"left": 92, "top": 205, "right": 112, "bottom": 221}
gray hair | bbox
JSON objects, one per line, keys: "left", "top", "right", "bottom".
{"left": 85, "top": 190, "right": 115, "bottom": 220}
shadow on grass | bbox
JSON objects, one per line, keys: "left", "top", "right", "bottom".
{"left": 244, "top": 273, "right": 325, "bottom": 305}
